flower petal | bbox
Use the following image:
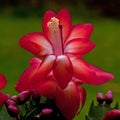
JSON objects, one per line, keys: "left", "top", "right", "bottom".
{"left": 35, "top": 55, "right": 56, "bottom": 80}
{"left": 42, "top": 10, "right": 56, "bottom": 41}
{"left": 20, "top": 32, "right": 53, "bottom": 56}
{"left": 53, "top": 55, "right": 73, "bottom": 89}
{"left": 70, "top": 56, "right": 97, "bottom": 84}
{"left": 56, "top": 82, "right": 80, "bottom": 120}
{"left": 16, "top": 55, "right": 56, "bottom": 92}
{"left": 66, "top": 24, "right": 94, "bottom": 43}
{"left": 57, "top": 8, "right": 72, "bottom": 42}
{"left": 89, "top": 65, "right": 114, "bottom": 84}
{"left": 65, "top": 38, "right": 95, "bottom": 55}
{"left": 0, "top": 74, "right": 7, "bottom": 90}
{"left": 0, "top": 92, "right": 9, "bottom": 105}
{"left": 36, "top": 74, "right": 57, "bottom": 99}
{"left": 77, "top": 86, "right": 86, "bottom": 114}
{"left": 71, "top": 56, "right": 114, "bottom": 85}
{"left": 15, "top": 58, "right": 42, "bottom": 92}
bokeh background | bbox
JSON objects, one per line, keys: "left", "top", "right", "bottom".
{"left": 0, "top": 0, "right": 120, "bottom": 119}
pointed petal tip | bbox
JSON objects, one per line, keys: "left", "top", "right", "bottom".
{"left": 53, "top": 55, "right": 73, "bottom": 89}
{"left": 89, "top": 66, "right": 114, "bottom": 85}
{"left": 44, "top": 10, "right": 55, "bottom": 14}
{"left": 105, "top": 73, "right": 114, "bottom": 81}
{"left": 85, "top": 23, "right": 94, "bottom": 31}
{"left": 58, "top": 8, "right": 70, "bottom": 13}
{"left": 104, "top": 73, "right": 114, "bottom": 81}
{"left": 71, "top": 57, "right": 114, "bottom": 86}
{"left": 110, "top": 74, "right": 114, "bottom": 79}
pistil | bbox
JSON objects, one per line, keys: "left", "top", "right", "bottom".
{"left": 59, "top": 24, "right": 64, "bottom": 54}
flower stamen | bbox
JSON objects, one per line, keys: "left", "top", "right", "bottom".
{"left": 47, "top": 17, "right": 59, "bottom": 33}
{"left": 47, "top": 17, "right": 64, "bottom": 55}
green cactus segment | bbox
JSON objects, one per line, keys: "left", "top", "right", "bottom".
{"left": 85, "top": 100, "right": 119, "bottom": 120}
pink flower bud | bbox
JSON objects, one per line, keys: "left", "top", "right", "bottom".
{"left": 7, "top": 105, "right": 19, "bottom": 117}
{"left": 97, "top": 92, "right": 104, "bottom": 104}
{"left": 11, "top": 95, "right": 19, "bottom": 104}
{"left": 18, "top": 90, "right": 31, "bottom": 104}
{"left": 31, "top": 89, "right": 41, "bottom": 103}
{"left": 5, "top": 98, "right": 16, "bottom": 107}
{"left": 105, "top": 90, "right": 113, "bottom": 105}
{"left": 104, "top": 109, "right": 120, "bottom": 120}
{"left": 41, "top": 108, "right": 53, "bottom": 115}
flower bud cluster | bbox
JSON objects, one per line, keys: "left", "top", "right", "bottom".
{"left": 36, "top": 99, "right": 66, "bottom": 120}
{"left": 4, "top": 89, "right": 66, "bottom": 120}
{"left": 5, "top": 98, "right": 19, "bottom": 118}
{"left": 5, "top": 89, "right": 41, "bottom": 119}
{"left": 97, "top": 90, "right": 113, "bottom": 105}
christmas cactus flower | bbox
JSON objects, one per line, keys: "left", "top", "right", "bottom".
{"left": 0, "top": 74, "right": 9, "bottom": 105}
{"left": 16, "top": 58, "right": 86, "bottom": 120}
{"left": 19, "top": 8, "right": 114, "bottom": 88}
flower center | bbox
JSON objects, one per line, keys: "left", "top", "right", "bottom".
{"left": 47, "top": 17, "right": 59, "bottom": 33}
{"left": 47, "top": 17, "right": 64, "bottom": 56}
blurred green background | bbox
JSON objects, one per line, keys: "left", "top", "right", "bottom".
{"left": 0, "top": 0, "right": 120, "bottom": 119}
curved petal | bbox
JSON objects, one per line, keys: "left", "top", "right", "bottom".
{"left": 66, "top": 24, "right": 94, "bottom": 43}
{"left": 0, "top": 92, "right": 9, "bottom": 105}
{"left": 70, "top": 56, "right": 114, "bottom": 85}
{"left": 15, "top": 58, "right": 42, "bottom": 92}
{"left": 65, "top": 38, "right": 95, "bottom": 55}
{"left": 20, "top": 32, "right": 53, "bottom": 56}
{"left": 70, "top": 56, "right": 97, "bottom": 84}
{"left": 56, "top": 82, "right": 80, "bottom": 120}
{"left": 53, "top": 55, "right": 73, "bottom": 89}
{"left": 89, "top": 65, "right": 114, "bottom": 84}
{"left": 77, "top": 86, "right": 86, "bottom": 114}
{"left": 0, "top": 74, "right": 7, "bottom": 90}
{"left": 36, "top": 74, "right": 57, "bottom": 99}
{"left": 16, "top": 55, "right": 56, "bottom": 92}
{"left": 42, "top": 10, "right": 56, "bottom": 41}
{"left": 35, "top": 55, "right": 56, "bottom": 80}
{"left": 57, "top": 8, "right": 72, "bottom": 42}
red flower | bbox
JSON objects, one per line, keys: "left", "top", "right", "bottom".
{"left": 0, "top": 74, "right": 9, "bottom": 105}
{"left": 19, "top": 8, "right": 113, "bottom": 88}
{"left": 15, "top": 58, "right": 86, "bottom": 120}
{"left": 104, "top": 109, "right": 120, "bottom": 120}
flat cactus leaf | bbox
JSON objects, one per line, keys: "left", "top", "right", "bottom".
{"left": 87, "top": 101, "right": 112, "bottom": 120}
{"left": 114, "top": 102, "right": 119, "bottom": 109}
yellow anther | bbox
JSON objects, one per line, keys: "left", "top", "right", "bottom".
{"left": 47, "top": 17, "right": 59, "bottom": 32}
